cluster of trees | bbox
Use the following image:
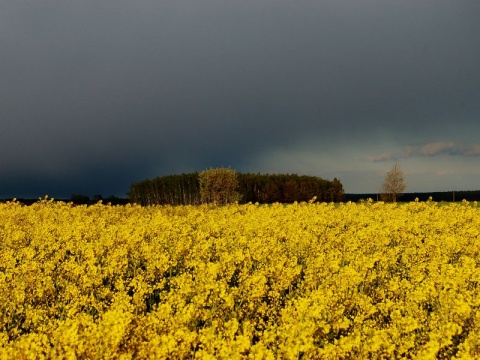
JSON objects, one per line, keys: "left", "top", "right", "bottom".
{"left": 128, "top": 173, "right": 201, "bottom": 206}
{"left": 129, "top": 168, "right": 345, "bottom": 206}
{"left": 238, "top": 173, "right": 344, "bottom": 204}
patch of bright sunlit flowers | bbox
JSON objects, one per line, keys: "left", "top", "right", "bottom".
{"left": 1, "top": 197, "right": 479, "bottom": 359}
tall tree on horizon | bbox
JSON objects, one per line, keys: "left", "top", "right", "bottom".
{"left": 381, "top": 163, "right": 406, "bottom": 202}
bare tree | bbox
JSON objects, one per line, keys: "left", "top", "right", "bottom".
{"left": 381, "top": 163, "right": 406, "bottom": 202}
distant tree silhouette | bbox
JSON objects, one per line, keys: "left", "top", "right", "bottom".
{"left": 332, "top": 178, "right": 345, "bottom": 202}
{"left": 92, "top": 194, "right": 103, "bottom": 203}
{"left": 70, "top": 194, "right": 90, "bottom": 205}
{"left": 128, "top": 173, "right": 201, "bottom": 205}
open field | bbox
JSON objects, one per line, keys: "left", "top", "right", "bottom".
{"left": 1, "top": 199, "right": 480, "bottom": 359}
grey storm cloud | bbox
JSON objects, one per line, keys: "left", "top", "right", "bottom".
{"left": 1, "top": 0, "right": 479, "bottom": 197}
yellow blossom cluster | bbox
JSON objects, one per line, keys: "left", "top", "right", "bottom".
{"left": 1, "top": 198, "right": 480, "bottom": 359}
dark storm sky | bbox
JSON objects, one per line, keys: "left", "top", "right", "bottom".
{"left": 1, "top": 0, "right": 479, "bottom": 198}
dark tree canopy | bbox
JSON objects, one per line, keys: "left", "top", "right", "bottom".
{"left": 129, "top": 170, "right": 345, "bottom": 205}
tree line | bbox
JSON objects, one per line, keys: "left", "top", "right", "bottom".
{"left": 346, "top": 191, "right": 480, "bottom": 203}
{"left": 128, "top": 173, "right": 201, "bottom": 206}
{"left": 128, "top": 169, "right": 344, "bottom": 206}
{"left": 237, "top": 173, "right": 344, "bottom": 204}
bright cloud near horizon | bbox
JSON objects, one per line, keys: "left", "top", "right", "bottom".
{"left": 1, "top": 0, "right": 479, "bottom": 198}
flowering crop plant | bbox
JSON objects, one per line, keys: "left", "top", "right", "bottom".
{"left": 1, "top": 197, "right": 479, "bottom": 359}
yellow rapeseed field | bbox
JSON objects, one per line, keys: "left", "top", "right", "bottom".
{"left": 1, "top": 198, "right": 479, "bottom": 359}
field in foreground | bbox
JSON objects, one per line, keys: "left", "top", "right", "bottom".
{"left": 1, "top": 199, "right": 479, "bottom": 359}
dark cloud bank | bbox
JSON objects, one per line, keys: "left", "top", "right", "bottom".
{"left": 1, "top": 0, "right": 479, "bottom": 198}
